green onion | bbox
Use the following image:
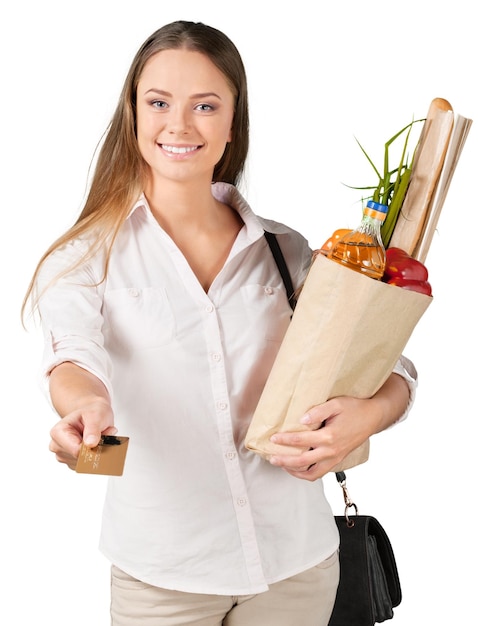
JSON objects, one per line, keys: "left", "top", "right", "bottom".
{"left": 345, "top": 117, "right": 425, "bottom": 247}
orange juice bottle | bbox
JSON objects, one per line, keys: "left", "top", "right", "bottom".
{"left": 328, "top": 201, "right": 388, "bottom": 280}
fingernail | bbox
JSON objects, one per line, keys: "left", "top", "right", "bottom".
{"left": 300, "top": 413, "right": 311, "bottom": 424}
{"left": 84, "top": 435, "right": 98, "bottom": 446}
{"left": 270, "top": 435, "right": 278, "bottom": 443}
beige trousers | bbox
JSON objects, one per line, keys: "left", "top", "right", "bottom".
{"left": 110, "top": 551, "right": 339, "bottom": 626}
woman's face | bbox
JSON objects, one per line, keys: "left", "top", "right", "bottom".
{"left": 136, "top": 48, "right": 235, "bottom": 186}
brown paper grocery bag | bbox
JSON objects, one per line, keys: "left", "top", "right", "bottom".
{"left": 245, "top": 254, "right": 431, "bottom": 471}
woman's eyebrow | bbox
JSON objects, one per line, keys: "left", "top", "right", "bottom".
{"left": 143, "top": 88, "right": 222, "bottom": 100}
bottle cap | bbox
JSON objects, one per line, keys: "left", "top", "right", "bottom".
{"left": 366, "top": 200, "right": 388, "bottom": 213}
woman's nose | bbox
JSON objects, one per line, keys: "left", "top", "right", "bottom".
{"left": 167, "top": 107, "right": 191, "bottom": 135}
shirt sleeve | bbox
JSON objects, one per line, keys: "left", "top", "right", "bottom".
{"left": 391, "top": 354, "right": 418, "bottom": 425}
{"left": 36, "top": 241, "right": 113, "bottom": 403}
{"left": 266, "top": 225, "right": 313, "bottom": 290}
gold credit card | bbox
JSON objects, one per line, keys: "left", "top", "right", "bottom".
{"left": 75, "top": 435, "right": 129, "bottom": 476}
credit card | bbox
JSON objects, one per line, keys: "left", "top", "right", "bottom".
{"left": 75, "top": 435, "right": 129, "bottom": 476}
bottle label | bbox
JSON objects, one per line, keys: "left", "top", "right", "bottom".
{"left": 364, "top": 206, "right": 386, "bottom": 221}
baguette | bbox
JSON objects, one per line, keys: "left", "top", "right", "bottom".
{"left": 389, "top": 98, "right": 454, "bottom": 257}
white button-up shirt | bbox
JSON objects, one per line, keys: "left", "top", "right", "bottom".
{"left": 37, "top": 183, "right": 416, "bottom": 595}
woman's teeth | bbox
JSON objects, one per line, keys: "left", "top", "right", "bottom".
{"left": 162, "top": 145, "right": 198, "bottom": 154}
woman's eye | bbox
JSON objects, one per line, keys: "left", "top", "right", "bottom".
{"left": 151, "top": 100, "right": 168, "bottom": 109}
{"left": 195, "top": 103, "right": 214, "bottom": 112}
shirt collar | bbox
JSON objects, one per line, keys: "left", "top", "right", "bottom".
{"left": 127, "top": 183, "right": 266, "bottom": 243}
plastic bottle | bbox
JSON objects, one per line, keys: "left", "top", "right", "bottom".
{"left": 328, "top": 200, "right": 388, "bottom": 280}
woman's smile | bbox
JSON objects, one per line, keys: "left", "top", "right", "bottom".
{"left": 159, "top": 143, "right": 202, "bottom": 157}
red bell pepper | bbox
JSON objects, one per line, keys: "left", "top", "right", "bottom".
{"left": 383, "top": 247, "right": 432, "bottom": 296}
{"left": 383, "top": 247, "right": 429, "bottom": 282}
{"left": 386, "top": 277, "right": 433, "bottom": 296}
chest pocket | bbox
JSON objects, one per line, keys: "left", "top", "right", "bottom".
{"left": 103, "top": 287, "right": 176, "bottom": 354}
{"left": 240, "top": 283, "right": 291, "bottom": 343}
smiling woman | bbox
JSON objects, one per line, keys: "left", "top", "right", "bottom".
{"left": 21, "top": 19, "right": 417, "bottom": 626}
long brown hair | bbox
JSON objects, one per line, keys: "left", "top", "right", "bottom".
{"left": 22, "top": 20, "right": 250, "bottom": 322}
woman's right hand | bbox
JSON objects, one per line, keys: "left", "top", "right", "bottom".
{"left": 49, "top": 399, "right": 116, "bottom": 470}
{"left": 48, "top": 363, "right": 116, "bottom": 470}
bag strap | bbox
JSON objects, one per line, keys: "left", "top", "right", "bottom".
{"left": 264, "top": 232, "right": 350, "bottom": 492}
{"left": 335, "top": 470, "right": 358, "bottom": 522}
{"left": 263, "top": 231, "right": 297, "bottom": 310}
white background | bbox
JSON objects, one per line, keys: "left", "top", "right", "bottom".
{"left": 2, "top": 0, "right": 476, "bottom": 623}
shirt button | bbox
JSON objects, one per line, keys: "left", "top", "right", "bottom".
{"left": 264, "top": 286, "right": 273, "bottom": 295}
{"left": 225, "top": 451, "right": 236, "bottom": 460}
{"left": 128, "top": 288, "right": 139, "bottom": 297}
{"left": 212, "top": 353, "right": 221, "bottom": 362}
{"left": 217, "top": 402, "right": 228, "bottom": 411}
{"left": 205, "top": 304, "right": 214, "bottom": 313}
{"left": 237, "top": 497, "right": 247, "bottom": 507}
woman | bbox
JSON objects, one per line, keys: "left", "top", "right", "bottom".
{"left": 23, "top": 20, "right": 416, "bottom": 626}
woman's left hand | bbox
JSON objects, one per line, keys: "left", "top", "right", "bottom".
{"left": 268, "top": 395, "right": 380, "bottom": 481}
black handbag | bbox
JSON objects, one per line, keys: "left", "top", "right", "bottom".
{"left": 264, "top": 232, "right": 402, "bottom": 625}
{"left": 328, "top": 472, "right": 401, "bottom": 625}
